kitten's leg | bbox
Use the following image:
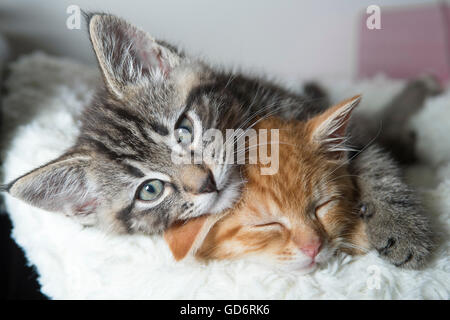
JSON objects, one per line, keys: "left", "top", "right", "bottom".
{"left": 349, "top": 145, "right": 434, "bottom": 269}
{"left": 378, "top": 75, "right": 442, "bottom": 164}
{"left": 351, "top": 75, "right": 442, "bottom": 164}
{"left": 303, "top": 82, "right": 330, "bottom": 112}
{"left": 379, "top": 75, "right": 441, "bottom": 126}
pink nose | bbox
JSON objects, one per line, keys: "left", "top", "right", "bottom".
{"left": 300, "top": 242, "right": 321, "bottom": 258}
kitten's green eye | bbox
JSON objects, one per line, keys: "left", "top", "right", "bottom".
{"left": 138, "top": 180, "right": 164, "bottom": 201}
{"left": 175, "top": 116, "right": 193, "bottom": 145}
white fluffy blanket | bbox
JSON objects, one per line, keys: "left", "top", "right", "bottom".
{"left": 2, "top": 53, "right": 449, "bottom": 299}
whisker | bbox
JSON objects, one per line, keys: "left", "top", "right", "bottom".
{"left": 318, "top": 120, "right": 383, "bottom": 184}
{"left": 338, "top": 241, "right": 371, "bottom": 254}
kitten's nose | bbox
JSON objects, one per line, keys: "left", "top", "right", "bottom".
{"left": 300, "top": 241, "right": 321, "bottom": 259}
{"left": 293, "top": 232, "right": 321, "bottom": 259}
{"left": 181, "top": 165, "right": 218, "bottom": 195}
{"left": 198, "top": 170, "right": 218, "bottom": 194}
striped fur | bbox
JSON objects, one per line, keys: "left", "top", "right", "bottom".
{"left": 165, "top": 101, "right": 368, "bottom": 272}
{"left": 5, "top": 13, "right": 326, "bottom": 235}
{"left": 4, "top": 12, "right": 434, "bottom": 267}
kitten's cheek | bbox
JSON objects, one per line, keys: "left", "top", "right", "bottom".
{"left": 191, "top": 192, "right": 219, "bottom": 214}
{"left": 315, "top": 246, "right": 334, "bottom": 264}
{"left": 208, "top": 163, "right": 229, "bottom": 190}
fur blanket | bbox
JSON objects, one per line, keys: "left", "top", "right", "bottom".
{"left": 2, "top": 53, "right": 449, "bottom": 299}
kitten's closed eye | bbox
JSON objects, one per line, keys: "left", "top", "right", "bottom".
{"left": 253, "top": 222, "right": 285, "bottom": 230}
{"left": 315, "top": 199, "right": 338, "bottom": 219}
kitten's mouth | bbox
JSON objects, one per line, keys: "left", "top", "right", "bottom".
{"left": 206, "top": 174, "right": 241, "bottom": 215}
{"left": 287, "top": 261, "right": 318, "bottom": 274}
{"left": 288, "top": 247, "right": 334, "bottom": 273}
{"left": 207, "top": 188, "right": 231, "bottom": 214}
{"left": 301, "top": 259, "right": 318, "bottom": 271}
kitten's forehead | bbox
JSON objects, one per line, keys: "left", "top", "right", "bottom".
{"left": 121, "top": 62, "right": 206, "bottom": 114}
{"left": 172, "top": 63, "right": 205, "bottom": 100}
{"left": 78, "top": 63, "right": 225, "bottom": 180}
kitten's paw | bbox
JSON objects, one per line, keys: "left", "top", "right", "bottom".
{"left": 359, "top": 203, "right": 434, "bottom": 269}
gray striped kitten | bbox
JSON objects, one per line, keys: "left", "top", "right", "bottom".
{"left": 3, "top": 14, "right": 433, "bottom": 268}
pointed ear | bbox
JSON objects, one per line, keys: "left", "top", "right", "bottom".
{"left": 164, "top": 214, "right": 220, "bottom": 261}
{"left": 88, "top": 13, "right": 181, "bottom": 98}
{"left": 308, "top": 95, "right": 361, "bottom": 157}
{"left": 5, "top": 153, "right": 99, "bottom": 219}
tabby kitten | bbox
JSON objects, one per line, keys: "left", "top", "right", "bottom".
{"left": 2, "top": 13, "right": 433, "bottom": 268}
{"left": 2, "top": 13, "right": 329, "bottom": 234}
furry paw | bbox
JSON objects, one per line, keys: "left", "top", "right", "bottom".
{"left": 351, "top": 145, "right": 435, "bottom": 269}
{"left": 359, "top": 202, "right": 434, "bottom": 269}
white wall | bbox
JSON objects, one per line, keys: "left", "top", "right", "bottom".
{"left": 0, "top": 0, "right": 435, "bottom": 84}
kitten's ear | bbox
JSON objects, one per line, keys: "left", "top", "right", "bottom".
{"left": 308, "top": 95, "right": 361, "bottom": 156}
{"left": 164, "top": 214, "right": 219, "bottom": 261}
{"left": 87, "top": 13, "right": 181, "bottom": 98}
{"left": 5, "top": 153, "right": 99, "bottom": 222}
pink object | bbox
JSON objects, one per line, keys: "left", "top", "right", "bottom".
{"left": 358, "top": 4, "right": 450, "bottom": 85}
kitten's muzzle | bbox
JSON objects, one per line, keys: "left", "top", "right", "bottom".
{"left": 198, "top": 170, "right": 218, "bottom": 194}
{"left": 181, "top": 165, "right": 218, "bottom": 194}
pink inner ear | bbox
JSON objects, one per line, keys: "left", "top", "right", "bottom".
{"left": 140, "top": 47, "right": 169, "bottom": 77}
{"left": 133, "top": 31, "right": 170, "bottom": 77}
{"left": 74, "top": 198, "right": 98, "bottom": 215}
{"left": 330, "top": 110, "right": 353, "bottom": 140}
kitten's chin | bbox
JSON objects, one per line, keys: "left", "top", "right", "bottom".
{"left": 315, "top": 246, "right": 336, "bottom": 264}
{"left": 207, "top": 174, "right": 242, "bottom": 214}
{"left": 297, "top": 264, "right": 318, "bottom": 274}
{"left": 283, "top": 246, "right": 337, "bottom": 274}
{"left": 285, "top": 261, "right": 318, "bottom": 274}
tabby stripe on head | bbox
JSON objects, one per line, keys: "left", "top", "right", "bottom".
{"left": 81, "top": 128, "right": 147, "bottom": 180}
{"left": 105, "top": 105, "right": 152, "bottom": 140}
{"left": 121, "top": 164, "right": 145, "bottom": 178}
{"left": 88, "top": 128, "right": 131, "bottom": 148}
{"left": 92, "top": 111, "right": 152, "bottom": 148}
{"left": 185, "top": 83, "right": 223, "bottom": 108}
{"left": 106, "top": 104, "right": 168, "bottom": 137}
{"left": 149, "top": 121, "right": 169, "bottom": 136}
{"left": 78, "top": 138, "right": 145, "bottom": 178}
{"left": 91, "top": 125, "right": 151, "bottom": 159}
{"left": 79, "top": 136, "right": 141, "bottom": 162}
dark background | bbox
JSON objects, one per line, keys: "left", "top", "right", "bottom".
{"left": 0, "top": 211, "right": 47, "bottom": 299}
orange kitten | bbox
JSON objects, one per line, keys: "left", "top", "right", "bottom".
{"left": 165, "top": 96, "right": 369, "bottom": 272}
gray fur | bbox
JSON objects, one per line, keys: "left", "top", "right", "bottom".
{"left": 5, "top": 13, "right": 321, "bottom": 235}
{"left": 344, "top": 77, "right": 438, "bottom": 269}
{"left": 350, "top": 146, "right": 434, "bottom": 269}
{"left": 4, "top": 13, "right": 434, "bottom": 268}
{"left": 349, "top": 75, "right": 442, "bottom": 164}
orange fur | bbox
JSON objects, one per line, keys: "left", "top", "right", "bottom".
{"left": 164, "top": 96, "right": 369, "bottom": 271}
